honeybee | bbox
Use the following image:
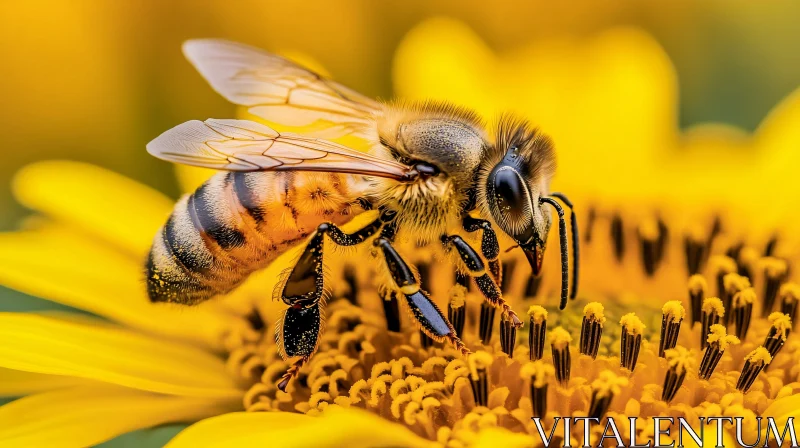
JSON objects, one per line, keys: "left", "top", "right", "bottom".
{"left": 146, "top": 39, "right": 579, "bottom": 391}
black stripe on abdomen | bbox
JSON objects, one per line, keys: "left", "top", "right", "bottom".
{"left": 190, "top": 183, "right": 246, "bottom": 250}
{"left": 163, "top": 214, "right": 211, "bottom": 274}
{"left": 232, "top": 172, "right": 265, "bottom": 223}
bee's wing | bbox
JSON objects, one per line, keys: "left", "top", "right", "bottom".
{"left": 147, "top": 119, "right": 411, "bottom": 180}
{"left": 183, "top": 39, "right": 379, "bottom": 138}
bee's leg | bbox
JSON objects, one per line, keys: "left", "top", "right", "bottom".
{"left": 373, "top": 237, "right": 470, "bottom": 356}
{"left": 462, "top": 216, "right": 501, "bottom": 284}
{"left": 276, "top": 213, "right": 389, "bottom": 391}
{"left": 442, "top": 234, "right": 523, "bottom": 328}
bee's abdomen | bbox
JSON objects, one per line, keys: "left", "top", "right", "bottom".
{"left": 146, "top": 171, "right": 360, "bottom": 305}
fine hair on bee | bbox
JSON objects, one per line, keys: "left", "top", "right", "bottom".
{"left": 144, "top": 39, "right": 580, "bottom": 392}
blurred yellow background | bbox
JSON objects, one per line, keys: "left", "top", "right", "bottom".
{"left": 2, "top": 0, "right": 800, "bottom": 230}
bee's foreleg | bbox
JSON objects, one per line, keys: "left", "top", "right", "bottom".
{"left": 462, "top": 216, "right": 501, "bottom": 284}
{"left": 442, "top": 234, "right": 523, "bottom": 328}
{"left": 373, "top": 237, "right": 470, "bottom": 356}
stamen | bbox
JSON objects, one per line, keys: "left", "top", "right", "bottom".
{"left": 588, "top": 370, "right": 629, "bottom": 419}
{"left": 722, "top": 272, "right": 749, "bottom": 326}
{"left": 584, "top": 206, "right": 596, "bottom": 243}
{"left": 610, "top": 213, "right": 625, "bottom": 262}
{"left": 764, "top": 235, "right": 778, "bottom": 256}
{"left": 455, "top": 272, "right": 471, "bottom": 289}
{"left": 245, "top": 308, "right": 266, "bottom": 331}
{"left": 709, "top": 255, "right": 736, "bottom": 323}
{"left": 381, "top": 290, "right": 402, "bottom": 333}
{"left": 698, "top": 324, "right": 739, "bottom": 380}
{"left": 550, "top": 326, "right": 572, "bottom": 386}
{"left": 779, "top": 282, "right": 800, "bottom": 328}
{"left": 763, "top": 312, "right": 792, "bottom": 358}
{"left": 500, "top": 260, "right": 516, "bottom": 294}
{"left": 659, "top": 301, "right": 685, "bottom": 357}
{"left": 419, "top": 330, "right": 434, "bottom": 349}
{"left": 468, "top": 351, "right": 493, "bottom": 407}
{"left": 683, "top": 225, "right": 707, "bottom": 275}
{"left": 479, "top": 302, "right": 496, "bottom": 345}
{"left": 579, "top": 302, "right": 605, "bottom": 358}
{"left": 731, "top": 287, "right": 756, "bottom": 340}
{"left": 499, "top": 314, "right": 517, "bottom": 356}
{"left": 447, "top": 285, "right": 467, "bottom": 339}
{"left": 700, "top": 297, "right": 725, "bottom": 349}
{"left": 342, "top": 265, "right": 358, "bottom": 304}
{"left": 737, "top": 246, "right": 759, "bottom": 280}
{"left": 688, "top": 274, "right": 707, "bottom": 325}
{"left": 528, "top": 305, "right": 548, "bottom": 361}
{"left": 761, "top": 257, "right": 788, "bottom": 318}
{"left": 521, "top": 361, "right": 554, "bottom": 418}
{"left": 736, "top": 347, "right": 772, "bottom": 393}
{"left": 638, "top": 218, "right": 663, "bottom": 276}
{"left": 525, "top": 273, "right": 543, "bottom": 297}
{"left": 662, "top": 346, "right": 694, "bottom": 403}
{"left": 620, "top": 313, "right": 645, "bottom": 372}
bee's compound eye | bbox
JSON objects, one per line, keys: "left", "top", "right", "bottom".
{"left": 488, "top": 165, "right": 529, "bottom": 222}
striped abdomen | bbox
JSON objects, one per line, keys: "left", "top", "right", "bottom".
{"left": 146, "top": 171, "right": 365, "bottom": 305}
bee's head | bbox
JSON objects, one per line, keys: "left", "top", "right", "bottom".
{"left": 477, "top": 117, "right": 556, "bottom": 275}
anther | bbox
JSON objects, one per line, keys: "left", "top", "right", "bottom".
{"left": 579, "top": 302, "right": 605, "bottom": 359}
{"left": 688, "top": 274, "right": 707, "bottom": 325}
{"left": 684, "top": 225, "right": 707, "bottom": 275}
{"left": 447, "top": 285, "right": 467, "bottom": 339}
{"left": 761, "top": 257, "right": 788, "bottom": 318}
{"left": 736, "top": 347, "right": 772, "bottom": 393}
{"left": 698, "top": 324, "right": 740, "bottom": 380}
{"left": 468, "top": 351, "right": 493, "bottom": 407}
{"left": 610, "top": 213, "right": 625, "bottom": 262}
{"left": 638, "top": 218, "right": 664, "bottom": 276}
{"left": 722, "top": 272, "right": 750, "bottom": 326}
{"left": 779, "top": 283, "right": 800, "bottom": 328}
{"left": 731, "top": 287, "right": 756, "bottom": 340}
{"left": 521, "top": 361, "right": 554, "bottom": 418}
{"left": 700, "top": 297, "right": 725, "bottom": 349}
{"left": 588, "top": 370, "right": 629, "bottom": 420}
{"left": 662, "top": 346, "right": 694, "bottom": 403}
{"left": 478, "top": 302, "right": 496, "bottom": 345}
{"left": 763, "top": 312, "right": 792, "bottom": 359}
{"left": 620, "top": 313, "right": 645, "bottom": 372}
{"left": 500, "top": 314, "right": 517, "bottom": 356}
{"left": 381, "top": 290, "right": 402, "bottom": 333}
{"left": 528, "top": 305, "right": 548, "bottom": 361}
{"left": 550, "top": 327, "right": 572, "bottom": 386}
{"left": 659, "top": 301, "right": 685, "bottom": 358}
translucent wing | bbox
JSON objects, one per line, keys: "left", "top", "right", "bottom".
{"left": 147, "top": 119, "right": 411, "bottom": 180}
{"left": 183, "top": 39, "right": 380, "bottom": 137}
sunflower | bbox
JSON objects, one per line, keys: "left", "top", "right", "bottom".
{"left": 3, "top": 23, "right": 800, "bottom": 448}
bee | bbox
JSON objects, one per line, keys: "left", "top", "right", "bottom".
{"left": 145, "top": 39, "right": 579, "bottom": 391}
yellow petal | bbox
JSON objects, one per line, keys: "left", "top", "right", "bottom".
{"left": 0, "top": 313, "right": 242, "bottom": 399}
{"left": 0, "top": 384, "right": 238, "bottom": 447}
{"left": 473, "top": 427, "right": 534, "bottom": 448}
{"left": 174, "top": 165, "right": 216, "bottom": 195}
{"left": 0, "top": 227, "right": 232, "bottom": 349}
{"left": 0, "top": 368, "right": 84, "bottom": 396}
{"left": 12, "top": 161, "right": 174, "bottom": 256}
{"left": 166, "top": 406, "right": 434, "bottom": 448}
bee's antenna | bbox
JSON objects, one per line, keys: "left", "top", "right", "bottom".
{"left": 550, "top": 193, "right": 579, "bottom": 300}
{"left": 540, "top": 197, "right": 568, "bottom": 310}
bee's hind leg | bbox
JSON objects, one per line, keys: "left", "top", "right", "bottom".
{"left": 275, "top": 212, "right": 390, "bottom": 392}
{"left": 441, "top": 234, "right": 523, "bottom": 328}
{"left": 373, "top": 237, "right": 470, "bottom": 356}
